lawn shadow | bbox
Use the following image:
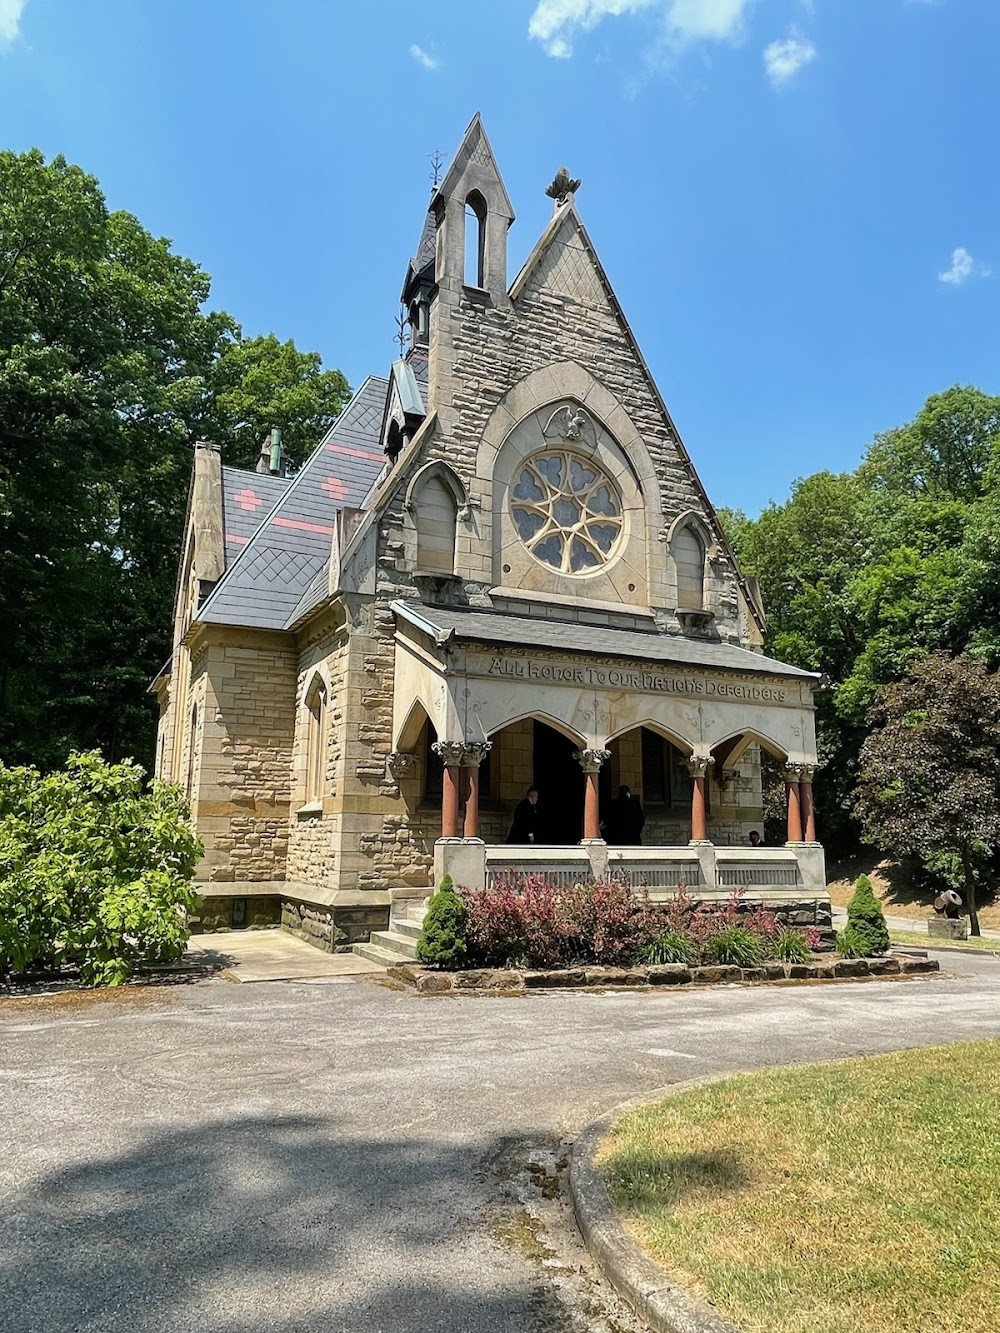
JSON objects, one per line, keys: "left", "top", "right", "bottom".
{"left": 0, "top": 1113, "right": 561, "bottom": 1333}
{"left": 602, "top": 1146, "right": 750, "bottom": 1210}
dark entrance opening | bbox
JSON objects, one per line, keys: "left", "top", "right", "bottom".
{"left": 532, "top": 720, "right": 584, "bottom": 845}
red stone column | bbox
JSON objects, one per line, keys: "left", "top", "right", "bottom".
{"left": 433, "top": 741, "right": 466, "bottom": 839}
{"left": 573, "top": 748, "right": 611, "bottom": 841}
{"left": 461, "top": 742, "right": 492, "bottom": 839}
{"left": 799, "top": 764, "right": 817, "bottom": 842}
{"left": 685, "top": 756, "right": 713, "bottom": 843}
{"left": 785, "top": 763, "right": 803, "bottom": 844}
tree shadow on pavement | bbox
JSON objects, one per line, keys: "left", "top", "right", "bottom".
{"left": 1, "top": 1114, "right": 562, "bottom": 1333}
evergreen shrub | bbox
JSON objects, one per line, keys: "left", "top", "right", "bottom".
{"left": 416, "top": 875, "right": 468, "bottom": 968}
{"left": 840, "top": 874, "right": 890, "bottom": 955}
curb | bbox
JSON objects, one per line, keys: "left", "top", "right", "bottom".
{"left": 570, "top": 1079, "right": 743, "bottom": 1333}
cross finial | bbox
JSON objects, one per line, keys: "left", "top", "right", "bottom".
{"left": 428, "top": 149, "right": 446, "bottom": 187}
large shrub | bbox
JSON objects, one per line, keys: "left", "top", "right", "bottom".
{"left": 837, "top": 874, "right": 890, "bottom": 957}
{"left": 0, "top": 751, "right": 202, "bottom": 986}
{"left": 416, "top": 875, "right": 468, "bottom": 968}
{"left": 462, "top": 874, "right": 659, "bottom": 970}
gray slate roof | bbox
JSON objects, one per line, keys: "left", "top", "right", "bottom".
{"left": 391, "top": 601, "right": 818, "bottom": 681}
{"left": 198, "top": 377, "right": 389, "bottom": 631}
{"left": 221, "top": 467, "right": 289, "bottom": 568}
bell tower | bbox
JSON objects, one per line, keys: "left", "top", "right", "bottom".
{"left": 425, "top": 114, "right": 514, "bottom": 421}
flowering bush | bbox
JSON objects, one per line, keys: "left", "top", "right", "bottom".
{"left": 462, "top": 874, "right": 660, "bottom": 969}
{"left": 456, "top": 876, "right": 825, "bottom": 972}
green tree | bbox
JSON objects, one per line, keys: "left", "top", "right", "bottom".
{"left": 854, "top": 654, "right": 1000, "bottom": 935}
{"left": 724, "top": 386, "right": 1000, "bottom": 854}
{"left": 0, "top": 149, "right": 349, "bottom": 771}
{"left": 207, "top": 333, "right": 349, "bottom": 470}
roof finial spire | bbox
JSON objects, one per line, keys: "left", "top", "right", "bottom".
{"left": 428, "top": 148, "right": 446, "bottom": 187}
{"left": 545, "top": 166, "right": 581, "bottom": 210}
{"left": 394, "top": 306, "right": 408, "bottom": 357}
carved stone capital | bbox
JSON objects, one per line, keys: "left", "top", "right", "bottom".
{"left": 796, "top": 763, "right": 818, "bottom": 784}
{"left": 387, "top": 751, "right": 416, "bottom": 780}
{"left": 573, "top": 747, "right": 612, "bottom": 774}
{"left": 784, "top": 761, "right": 809, "bottom": 783}
{"left": 685, "top": 755, "right": 715, "bottom": 779}
{"left": 432, "top": 740, "right": 467, "bottom": 768}
{"left": 461, "top": 741, "right": 493, "bottom": 768}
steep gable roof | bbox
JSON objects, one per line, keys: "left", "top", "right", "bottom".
{"left": 196, "top": 376, "right": 388, "bottom": 631}
{"left": 220, "top": 467, "right": 289, "bottom": 568}
{"left": 510, "top": 202, "right": 766, "bottom": 637}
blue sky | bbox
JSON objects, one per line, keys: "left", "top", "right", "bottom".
{"left": 0, "top": 0, "right": 996, "bottom": 515}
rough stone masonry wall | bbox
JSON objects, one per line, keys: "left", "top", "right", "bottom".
{"left": 285, "top": 619, "right": 349, "bottom": 887}
{"left": 417, "top": 218, "right": 743, "bottom": 637}
{"left": 193, "top": 630, "right": 297, "bottom": 883}
{"left": 328, "top": 603, "right": 435, "bottom": 895}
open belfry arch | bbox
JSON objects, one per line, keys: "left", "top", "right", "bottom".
{"left": 153, "top": 114, "right": 828, "bottom": 953}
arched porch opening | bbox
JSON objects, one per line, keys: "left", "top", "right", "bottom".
{"left": 709, "top": 729, "right": 791, "bottom": 847}
{"left": 480, "top": 715, "right": 587, "bottom": 846}
{"left": 599, "top": 724, "right": 695, "bottom": 847}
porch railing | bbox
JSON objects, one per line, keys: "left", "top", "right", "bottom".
{"left": 475, "top": 844, "right": 813, "bottom": 893}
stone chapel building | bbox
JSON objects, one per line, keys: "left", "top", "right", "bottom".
{"left": 153, "top": 116, "right": 828, "bottom": 956}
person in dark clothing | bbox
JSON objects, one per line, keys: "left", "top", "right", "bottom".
{"left": 507, "top": 787, "right": 541, "bottom": 844}
{"left": 608, "top": 785, "right": 645, "bottom": 845}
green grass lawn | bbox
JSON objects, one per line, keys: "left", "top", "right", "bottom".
{"left": 890, "top": 929, "right": 1000, "bottom": 954}
{"left": 600, "top": 1042, "right": 1000, "bottom": 1333}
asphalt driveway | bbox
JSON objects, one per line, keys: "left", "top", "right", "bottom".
{"left": 3, "top": 952, "right": 1000, "bottom": 1333}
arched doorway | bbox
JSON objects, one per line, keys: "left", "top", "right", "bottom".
{"left": 532, "top": 720, "right": 585, "bottom": 845}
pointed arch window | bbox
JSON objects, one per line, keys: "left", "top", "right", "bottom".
{"left": 416, "top": 473, "right": 458, "bottom": 574}
{"left": 186, "top": 702, "right": 199, "bottom": 801}
{"left": 674, "top": 525, "right": 706, "bottom": 611}
{"left": 305, "top": 677, "right": 328, "bottom": 804}
{"left": 464, "top": 191, "right": 487, "bottom": 288}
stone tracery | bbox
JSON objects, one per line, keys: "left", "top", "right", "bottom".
{"left": 510, "top": 449, "right": 623, "bottom": 574}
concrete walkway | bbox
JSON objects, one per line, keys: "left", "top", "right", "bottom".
{"left": 4, "top": 952, "right": 1000, "bottom": 1332}
{"left": 184, "top": 928, "right": 387, "bottom": 982}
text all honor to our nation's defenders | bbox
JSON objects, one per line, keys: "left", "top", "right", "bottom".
{"left": 479, "top": 655, "right": 790, "bottom": 703}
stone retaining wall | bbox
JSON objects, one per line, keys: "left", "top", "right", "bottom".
{"left": 390, "top": 954, "right": 938, "bottom": 995}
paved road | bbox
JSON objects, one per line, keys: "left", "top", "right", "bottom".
{"left": 4, "top": 954, "right": 1000, "bottom": 1333}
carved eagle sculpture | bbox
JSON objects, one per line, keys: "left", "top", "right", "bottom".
{"left": 545, "top": 167, "right": 581, "bottom": 206}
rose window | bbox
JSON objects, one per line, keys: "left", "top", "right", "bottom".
{"left": 510, "top": 451, "right": 623, "bottom": 574}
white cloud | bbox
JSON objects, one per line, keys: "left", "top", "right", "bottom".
{"left": 939, "top": 247, "right": 990, "bottom": 286}
{"left": 0, "top": 0, "right": 26, "bottom": 48}
{"left": 528, "top": 0, "right": 751, "bottom": 58}
{"left": 409, "top": 43, "right": 440, "bottom": 71}
{"left": 763, "top": 32, "right": 816, "bottom": 86}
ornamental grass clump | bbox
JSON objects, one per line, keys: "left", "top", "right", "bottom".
{"left": 702, "top": 923, "right": 767, "bottom": 968}
{"left": 643, "top": 929, "right": 699, "bottom": 966}
{"left": 770, "top": 926, "right": 812, "bottom": 964}
{"left": 416, "top": 875, "right": 468, "bottom": 968}
{"left": 837, "top": 874, "right": 890, "bottom": 958}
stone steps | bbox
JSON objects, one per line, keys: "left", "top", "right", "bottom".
{"left": 352, "top": 893, "right": 430, "bottom": 966}
{"left": 351, "top": 940, "right": 410, "bottom": 968}
{"left": 366, "top": 928, "right": 420, "bottom": 960}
